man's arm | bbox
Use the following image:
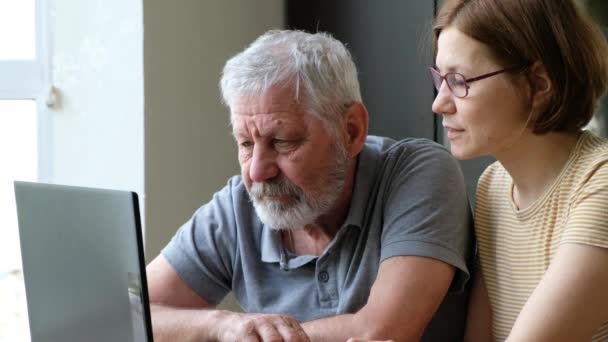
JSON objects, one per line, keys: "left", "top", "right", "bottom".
{"left": 305, "top": 141, "right": 470, "bottom": 342}
{"left": 463, "top": 270, "right": 493, "bottom": 342}
{"left": 302, "top": 255, "right": 455, "bottom": 342}
{"left": 505, "top": 243, "right": 608, "bottom": 341}
{"left": 147, "top": 255, "right": 217, "bottom": 342}
{"left": 147, "top": 255, "right": 310, "bottom": 342}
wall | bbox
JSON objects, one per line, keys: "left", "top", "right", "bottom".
{"left": 143, "top": 0, "right": 284, "bottom": 261}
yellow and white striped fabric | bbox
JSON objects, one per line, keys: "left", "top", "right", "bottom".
{"left": 475, "top": 130, "right": 608, "bottom": 341}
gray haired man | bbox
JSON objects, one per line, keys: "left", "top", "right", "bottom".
{"left": 147, "top": 30, "right": 473, "bottom": 342}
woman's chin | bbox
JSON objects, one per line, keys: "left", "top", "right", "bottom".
{"left": 450, "top": 146, "right": 482, "bottom": 161}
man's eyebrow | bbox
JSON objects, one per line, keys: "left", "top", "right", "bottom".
{"left": 232, "top": 131, "right": 247, "bottom": 139}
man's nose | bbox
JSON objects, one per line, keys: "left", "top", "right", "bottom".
{"left": 248, "top": 145, "right": 279, "bottom": 183}
{"left": 431, "top": 82, "right": 456, "bottom": 116}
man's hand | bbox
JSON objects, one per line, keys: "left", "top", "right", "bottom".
{"left": 148, "top": 256, "right": 311, "bottom": 342}
{"left": 216, "top": 311, "right": 311, "bottom": 342}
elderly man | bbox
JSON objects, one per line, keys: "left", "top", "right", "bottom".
{"left": 147, "top": 30, "right": 473, "bottom": 342}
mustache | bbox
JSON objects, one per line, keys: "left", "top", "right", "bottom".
{"left": 249, "top": 178, "right": 304, "bottom": 201}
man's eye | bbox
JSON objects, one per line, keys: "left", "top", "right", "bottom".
{"left": 273, "top": 139, "right": 297, "bottom": 150}
{"left": 240, "top": 141, "right": 253, "bottom": 148}
{"left": 273, "top": 139, "right": 288, "bottom": 146}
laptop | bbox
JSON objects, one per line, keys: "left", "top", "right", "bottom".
{"left": 14, "top": 181, "right": 154, "bottom": 342}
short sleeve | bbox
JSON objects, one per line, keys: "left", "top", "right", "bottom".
{"left": 161, "top": 177, "right": 242, "bottom": 305}
{"left": 380, "top": 141, "right": 474, "bottom": 292}
{"left": 562, "top": 160, "right": 608, "bottom": 249}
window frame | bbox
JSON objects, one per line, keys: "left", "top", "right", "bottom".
{"left": 0, "top": 0, "right": 51, "bottom": 181}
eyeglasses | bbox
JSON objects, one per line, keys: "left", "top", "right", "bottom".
{"left": 429, "top": 67, "right": 511, "bottom": 98}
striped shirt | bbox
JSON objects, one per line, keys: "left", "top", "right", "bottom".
{"left": 475, "top": 131, "right": 608, "bottom": 341}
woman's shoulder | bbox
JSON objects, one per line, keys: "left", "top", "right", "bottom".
{"left": 475, "top": 161, "right": 512, "bottom": 207}
{"left": 561, "top": 132, "right": 608, "bottom": 249}
{"left": 579, "top": 130, "right": 608, "bottom": 155}
{"left": 571, "top": 131, "right": 608, "bottom": 183}
{"left": 478, "top": 160, "right": 509, "bottom": 187}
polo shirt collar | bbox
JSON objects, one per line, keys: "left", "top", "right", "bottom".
{"left": 342, "top": 139, "right": 378, "bottom": 230}
{"left": 260, "top": 228, "right": 318, "bottom": 267}
{"left": 260, "top": 138, "right": 379, "bottom": 263}
{"left": 260, "top": 228, "right": 281, "bottom": 263}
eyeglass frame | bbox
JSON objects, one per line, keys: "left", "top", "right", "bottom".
{"left": 429, "top": 66, "right": 522, "bottom": 98}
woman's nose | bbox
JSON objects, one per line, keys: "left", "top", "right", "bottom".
{"left": 431, "top": 82, "right": 456, "bottom": 116}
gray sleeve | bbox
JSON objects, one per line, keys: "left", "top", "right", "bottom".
{"left": 161, "top": 178, "right": 241, "bottom": 305}
{"left": 381, "top": 142, "right": 473, "bottom": 292}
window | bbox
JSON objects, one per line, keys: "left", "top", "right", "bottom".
{"left": 0, "top": 1, "right": 48, "bottom": 341}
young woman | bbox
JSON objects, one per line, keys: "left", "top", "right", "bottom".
{"left": 431, "top": 0, "right": 608, "bottom": 341}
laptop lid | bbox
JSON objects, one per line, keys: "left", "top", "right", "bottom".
{"left": 14, "top": 181, "right": 154, "bottom": 342}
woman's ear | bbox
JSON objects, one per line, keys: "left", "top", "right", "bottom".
{"left": 342, "top": 102, "right": 369, "bottom": 157}
{"left": 528, "top": 61, "right": 553, "bottom": 112}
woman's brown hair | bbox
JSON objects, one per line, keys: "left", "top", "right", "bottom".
{"left": 433, "top": 0, "right": 608, "bottom": 134}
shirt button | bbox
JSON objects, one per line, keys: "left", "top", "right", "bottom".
{"left": 318, "top": 271, "right": 329, "bottom": 283}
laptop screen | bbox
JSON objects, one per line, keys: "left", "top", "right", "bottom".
{"left": 14, "top": 181, "right": 153, "bottom": 342}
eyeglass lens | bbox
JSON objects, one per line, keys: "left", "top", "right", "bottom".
{"left": 430, "top": 69, "right": 467, "bottom": 98}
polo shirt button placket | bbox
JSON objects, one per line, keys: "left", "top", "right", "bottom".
{"left": 318, "top": 271, "right": 330, "bottom": 283}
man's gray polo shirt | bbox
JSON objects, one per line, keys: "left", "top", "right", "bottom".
{"left": 162, "top": 135, "right": 474, "bottom": 340}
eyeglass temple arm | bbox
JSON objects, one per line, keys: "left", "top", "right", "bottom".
{"left": 466, "top": 69, "right": 509, "bottom": 83}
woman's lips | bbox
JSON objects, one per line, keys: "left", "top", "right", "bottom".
{"left": 445, "top": 127, "right": 465, "bottom": 139}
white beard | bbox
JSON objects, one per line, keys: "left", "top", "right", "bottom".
{"left": 248, "top": 141, "right": 351, "bottom": 230}
{"left": 251, "top": 195, "right": 320, "bottom": 231}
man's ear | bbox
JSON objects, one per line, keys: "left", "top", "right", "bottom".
{"left": 528, "top": 61, "right": 552, "bottom": 112}
{"left": 342, "top": 102, "right": 369, "bottom": 157}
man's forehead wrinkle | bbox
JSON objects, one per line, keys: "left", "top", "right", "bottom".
{"left": 231, "top": 102, "right": 300, "bottom": 116}
{"left": 232, "top": 114, "right": 294, "bottom": 138}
